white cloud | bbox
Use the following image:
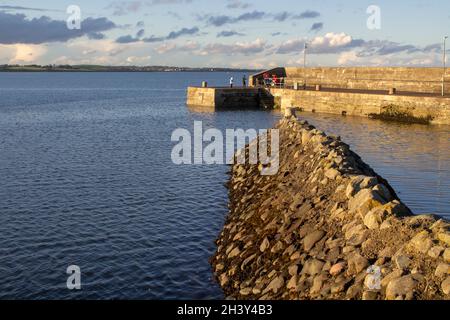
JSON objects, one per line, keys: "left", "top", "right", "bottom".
{"left": 200, "top": 38, "right": 266, "bottom": 56}
{"left": 0, "top": 45, "right": 17, "bottom": 63}
{"left": 276, "top": 39, "right": 304, "bottom": 54}
{"left": 155, "top": 42, "right": 177, "bottom": 54}
{"left": 82, "top": 49, "right": 97, "bottom": 55}
{"left": 277, "top": 32, "right": 355, "bottom": 54}
{"left": 229, "top": 57, "right": 278, "bottom": 70}
{"left": 337, "top": 51, "right": 360, "bottom": 65}
{"left": 126, "top": 55, "right": 151, "bottom": 64}
{"left": 311, "top": 32, "right": 352, "bottom": 49}
{"left": 406, "top": 57, "right": 436, "bottom": 66}
{"left": 0, "top": 44, "right": 47, "bottom": 64}
{"left": 337, "top": 50, "right": 443, "bottom": 67}
{"left": 49, "top": 38, "right": 152, "bottom": 66}
{"left": 66, "top": 38, "right": 147, "bottom": 59}
{"left": 180, "top": 40, "right": 200, "bottom": 51}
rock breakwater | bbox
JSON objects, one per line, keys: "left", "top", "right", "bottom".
{"left": 211, "top": 115, "right": 450, "bottom": 300}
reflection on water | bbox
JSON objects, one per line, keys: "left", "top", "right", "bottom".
{"left": 186, "top": 104, "right": 217, "bottom": 114}
{"left": 296, "top": 112, "right": 449, "bottom": 218}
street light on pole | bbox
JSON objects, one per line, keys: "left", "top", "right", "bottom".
{"left": 303, "top": 41, "right": 308, "bottom": 89}
{"left": 442, "top": 36, "right": 448, "bottom": 97}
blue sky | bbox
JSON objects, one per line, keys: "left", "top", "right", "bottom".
{"left": 0, "top": 0, "right": 449, "bottom": 68}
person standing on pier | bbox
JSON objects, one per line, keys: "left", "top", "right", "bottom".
{"left": 242, "top": 75, "right": 247, "bottom": 87}
{"left": 230, "top": 76, "right": 234, "bottom": 88}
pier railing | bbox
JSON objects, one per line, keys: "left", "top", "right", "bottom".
{"left": 255, "top": 77, "right": 289, "bottom": 89}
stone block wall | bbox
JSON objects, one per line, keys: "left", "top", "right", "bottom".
{"left": 284, "top": 67, "right": 450, "bottom": 94}
{"left": 270, "top": 88, "right": 450, "bottom": 125}
{"left": 186, "top": 87, "right": 216, "bottom": 107}
{"left": 187, "top": 87, "right": 261, "bottom": 109}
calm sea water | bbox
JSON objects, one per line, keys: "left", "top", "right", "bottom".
{"left": 0, "top": 72, "right": 448, "bottom": 299}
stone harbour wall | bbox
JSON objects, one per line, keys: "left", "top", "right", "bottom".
{"left": 270, "top": 88, "right": 450, "bottom": 125}
{"left": 187, "top": 87, "right": 261, "bottom": 109}
{"left": 186, "top": 87, "right": 216, "bottom": 107}
{"left": 283, "top": 67, "right": 450, "bottom": 95}
{"left": 211, "top": 116, "right": 450, "bottom": 300}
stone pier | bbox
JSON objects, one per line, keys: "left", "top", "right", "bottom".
{"left": 187, "top": 87, "right": 267, "bottom": 109}
{"left": 211, "top": 116, "right": 450, "bottom": 300}
{"left": 270, "top": 87, "right": 450, "bottom": 125}
{"left": 187, "top": 67, "right": 450, "bottom": 124}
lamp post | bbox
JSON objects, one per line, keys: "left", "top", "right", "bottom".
{"left": 303, "top": 42, "right": 308, "bottom": 89}
{"left": 442, "top": 36, "right": 448, "bottom": 97}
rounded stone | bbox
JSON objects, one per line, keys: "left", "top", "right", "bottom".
{"left": 329, "top": 262, "right": 346, "bottom": 276}
{"left": 438, "top": 233, "right": 450, "bottom": 246}
{"left": 362, "top": 290, "right": 378, "bottom": 300}
{"left": 442, "top": 277, "right": 450, "bottom": 295}
{"left": 434, "top": 263, "right": 450, "bottom": 277}
{"left": 347, "top": 253, "right": 369, "bottom": 275}
{"left": 304, "top": 230, "right": 325, "bottom": 251}
{"left": 287, "top": 275, "right": 298, "bottom": 290}
{"left": 428, "top": 246, "right": 444, "bottom": 259}
{"left": 363, "top": 207, "right": 386, "bottom": 230}
{"left": 325, "top": 168, "right": 340, "bottom": 180}
{"left": 444, "top": 249, "right": 450, "bottom": 263}
{"left": 264, "top": 276, "right": 285, "bottom": 294}
{"left": 239, "top": 287, "right": 252, "bottom": 296}
{"left": 348, "top": 189, "right": 386, "bottom": 214}
{"left": 385, "top": 275, "right": 416, "bottom": 300}
{"left": 228, "top": 247, "right": 241, "bottom": 258}
{"left": 394, "top": 255, "right": 411, "bottom": 270}
{"left": 260, "top": 237, "right": 270, "bottom": 252}
{"left": 381, "top": 269, "right": 403, "bottom": 288}
{"left": 408, "top": 231, "right": 433, "bottom": 254}
{"left": 288, "top": 264, "right": 299, "bottom": 276}
{"left": 301, "top": 259, "right": 325, "bottom": 276}
{"left": 372, "top": 184, "right": 393, "bottom": 202}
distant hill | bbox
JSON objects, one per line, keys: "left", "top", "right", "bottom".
{"left": 0, "top": 64, "right": 261, "bottom": 73}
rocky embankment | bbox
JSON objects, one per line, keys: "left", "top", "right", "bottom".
{"left": 211, "top": 115, "right": 450, "bottom": 300}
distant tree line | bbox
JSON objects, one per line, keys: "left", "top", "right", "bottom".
{"left": 0, "top": 64, "right": 261, "bottom": 73}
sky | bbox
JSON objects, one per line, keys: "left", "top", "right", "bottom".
{"left": 0, "top": 0, "right": 450, "bottom": 68}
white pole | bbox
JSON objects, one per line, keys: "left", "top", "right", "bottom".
{"left": 303, "top": 42, "right": 307, "bottom": 89}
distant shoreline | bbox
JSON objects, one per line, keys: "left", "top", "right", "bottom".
{"left": 0, "top": 65, "right": 260, "bottom": 73}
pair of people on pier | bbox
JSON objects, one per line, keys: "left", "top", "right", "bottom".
{"left": 229, "top": 75, "right": 247, "bottom": 88}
